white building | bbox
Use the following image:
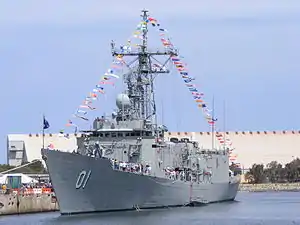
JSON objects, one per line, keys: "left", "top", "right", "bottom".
{"left": 7, "top": 133, "right": 78, "bottom": 166}
{"left": 6, "top": 130, "right": 300, "bottom": 168}
{"left": 0, "top": 173, "right": 38, "bottom": 184}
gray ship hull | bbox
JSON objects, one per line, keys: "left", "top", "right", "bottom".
{"left": 42, "top": 149, "right": 240, "bottom": 215}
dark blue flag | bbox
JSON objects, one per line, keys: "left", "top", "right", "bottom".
{"left": 43, "top": 117, "right": 50, "bottom": 130}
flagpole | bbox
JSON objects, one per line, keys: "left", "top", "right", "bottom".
{"left": 74, "top": 125, "right": 78, "bottom": 135}
{"left": 42, "top": 114, "right": 45, "bottom": 149}
{"left": 212, "top": 96, "right": 215, "bottom": 150}
{"left": 223, "top": 100, "right": 226, "bottom": 150}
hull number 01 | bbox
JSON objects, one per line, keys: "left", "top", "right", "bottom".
{"left": 76, "top": 170, "right": 91, "bottom": 189}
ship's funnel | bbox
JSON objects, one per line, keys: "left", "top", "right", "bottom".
{"left": 116, "top": 93, "right": 131, "bottom": 109}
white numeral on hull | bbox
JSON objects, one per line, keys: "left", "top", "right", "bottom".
{"left": 76, "top": 170, "right": 91, "bottom": 189}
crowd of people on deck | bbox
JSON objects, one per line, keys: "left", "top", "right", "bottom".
{"left": 109, "top": 158, "right": 212, "bottom": 182}
{"left": 164, "top": 167, "right": 182, "bottom": 180}
{"left": 110, "top": 159, "right": 152, "bottom": 175}
{"left": 165, "top": 167, "right": 213, "bottom": 182}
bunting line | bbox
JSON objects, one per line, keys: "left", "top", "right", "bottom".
{"left": 144, "top": 16, "right": 237, "bottom": 163}
{"left": 58, "top": 13, "right": 238, "bottom": 164}
{"left": 61, "top": 19, "right": 153, "bottom": 133}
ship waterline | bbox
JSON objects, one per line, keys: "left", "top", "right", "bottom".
{"left": 42, "top": 149, "right": 240, "bottom": 215}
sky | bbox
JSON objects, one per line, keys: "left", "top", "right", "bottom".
{"left": 1, "top": 0, "right": 300, "bottom": 163}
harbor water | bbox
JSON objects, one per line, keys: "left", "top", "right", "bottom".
{"left": 1, "top": 191, "right": 300, "bottom": 225}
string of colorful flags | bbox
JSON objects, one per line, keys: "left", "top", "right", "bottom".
{"left": 143, "top": 16, "right": 237, "bottom": 162}
{"left": 61, "top": 18, "right": 155, "bottom": 134}
{"left": 59, "top": 13, "right": 237, "bottom": 163}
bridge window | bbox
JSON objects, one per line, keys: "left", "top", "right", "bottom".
{"left": 111, "top": 133, "right": 117, "bottom": 137}
{"left": 134, "top": 131, "right": 141, "bottom": 136}
{"left": 105, "top": 133, "right": 110, "bottom": 138}
{"left": 118, "top": 133, "right": 123, "bottom": 137}
{"left": 170, "top": 137, "right": 179, "bottom": 143}
{"left": 142, "top": 131, "right": 152, "bottom": 136}
{"left": 125, "top": 133, "right": 130, "bottom": 137}
{"left": 99, "top": 133, "right": 103, "bottom": 137}
{"left": 181, "top": 138, "right": 190, "bottom": 143}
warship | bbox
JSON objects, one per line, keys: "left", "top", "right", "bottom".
{"left": 41, "top": 10, "right": 240, "bottom": 215}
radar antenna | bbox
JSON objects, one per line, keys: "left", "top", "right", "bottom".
{"left": 111, "top": 9, "right": 178, "bottom": 132}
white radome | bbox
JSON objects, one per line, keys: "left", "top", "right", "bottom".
{"left": 116, "top": 93, "right": 131, "bottom": 109}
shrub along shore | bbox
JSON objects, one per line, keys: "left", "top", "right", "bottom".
{"left": 239, "top": 183, "right": 300, "bottom": 192}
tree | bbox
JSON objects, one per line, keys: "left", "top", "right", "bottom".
{"left": 284, "top": 158, "right": 300, "bottom": 182}
{"left": 0, "top": 160, "right": 47, "bottom": 174}
{"left": 244, "top": 171, "right": 254, "bottom": 183}
{"left": 0, "top": 164, "right": 15, "bottom": 173}
{"left": 248, "top": 164, "right": 266, "bottom": 183}
{"left": 229, "top": 162, "right": 242, "bottom": 175}
{"left": 264, "top": 161, "right": 284, "bottom": 183}
{"left": 246, "top": 158, "right": 300, "bottom": 184}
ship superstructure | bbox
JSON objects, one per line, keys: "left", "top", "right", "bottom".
{"left": 41, "top": 10, "right": 240, "bottom": 215}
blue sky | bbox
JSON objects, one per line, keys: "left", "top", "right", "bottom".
{"left": 1, "top": 1, "right": 300, "bottom": 163}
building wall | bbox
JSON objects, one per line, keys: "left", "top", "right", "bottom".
{"left": 7, "top": 133, "right": 78, "bottom": 166}
{"left": 6, "top": 130, "right": 300, "bottom": 168}
{"left": 165, "top": 131, "right": 300, "bottom": 168}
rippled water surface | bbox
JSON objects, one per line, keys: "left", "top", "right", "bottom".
{"left": 1, "top": 192, "right": 300, "bottom": 225}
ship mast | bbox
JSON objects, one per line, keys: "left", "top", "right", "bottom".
{"left": 111, "top": 9, "right": 177, "bottom": 132}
